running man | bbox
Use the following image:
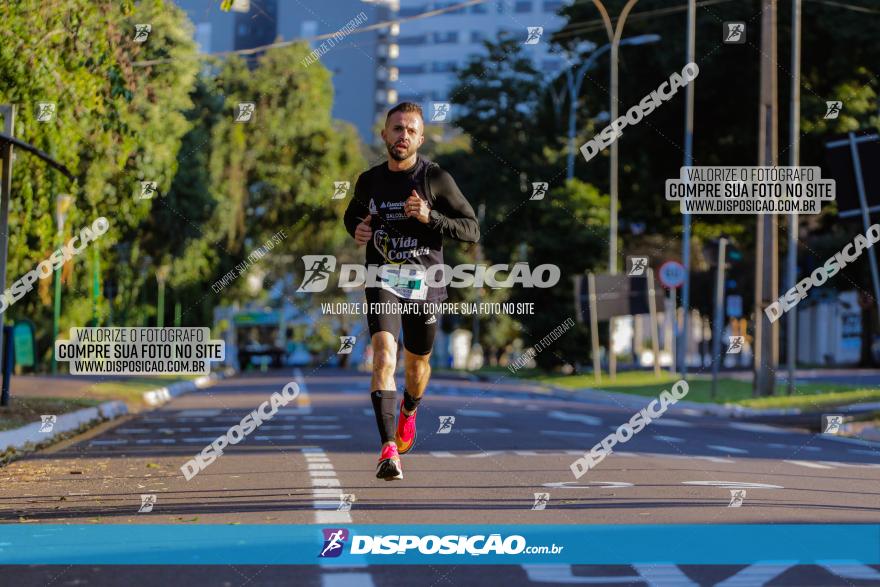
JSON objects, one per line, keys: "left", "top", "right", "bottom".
{"left": 344, "top": 102, "right": 480, "bottom": 480}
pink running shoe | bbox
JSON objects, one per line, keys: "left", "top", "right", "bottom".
{"left": 376, "top": 443, "right": 403, "bottom": 481}
{"left": 395, "top": 401, "right": 418, "bottom": 455}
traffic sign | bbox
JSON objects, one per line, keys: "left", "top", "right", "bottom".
{"left": 658, "top": 261, "right": 686, "bottom": 289}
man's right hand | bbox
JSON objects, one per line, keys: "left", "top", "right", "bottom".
{"left": 354, "top": 215, "right": 372, "bottom": 245}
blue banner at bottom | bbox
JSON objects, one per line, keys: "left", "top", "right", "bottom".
{"left": 0, "top": 524, "right": 877, "bottom": 565}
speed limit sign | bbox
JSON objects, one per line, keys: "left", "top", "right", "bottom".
{"left": 658, "top": 261, "right": 686, "bottom": 289}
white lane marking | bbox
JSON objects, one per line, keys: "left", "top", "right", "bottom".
{"left": 682, "top": 481, "right": 784, "bottom": 489}
{"left": 456, "top": 409, "right": 502, "bottom": 418}
{"left": 541, "top": 430, "right": 594, "bottom": 437}
{"left": 303, "top": 416, "right": 339, "bottom": 421}
{"left": 430, "top": 451, "right": 455, "bottom": 458}
{"left": 321, "top": 572, "right": 375, "bottom": 587}
{"left": 818, "top": 562, "right": 880, "bottom": 581}
{"left": 308, "top": 463, "right": 334, "bottom": 470}
{"left": 542, "top": 481, "right": 634, "bottom": 489}
{"left": 707, "top": 445, "right": 749, "bottom": 454}
{"left": 89, "top": 439, "right": 127, "bottom": 446}
{"left": 178, "top": 409, "right": 222, "bottom": 417}
{"left": 653, "top": 435, "right": 685, "bottom": 443}
{"left": 115, "top": 428, "right": 153, "bottom": 434}
{"left": 632, "top": 564, "right": 699, "bottom": 586}
{"left": 460, "top": 428, "right": 512, "bottom": 433}
{"left": 466, "top": 451, "right": 505, "bottom": 458}
{"left": 821, "top": 460, "right": 880, "bottom": 469}
{"left": 728, "top": 422, "right": 789, "bottom": 435}
{"left": 303, "top": 434, "right": 352, "bottom": 440}
{"left": 714, "top": 562, "right": 797, "bottom": 587}
{"left": 784, "top": 460, "right": 834, "bottom": 469}
{"left": 309, "top": 470, "right": 337, "bottom": 477}
{"left": 182, "top": 437, "right": 222, "bottom": 443}
{"left": 548, "top": 411, "right": 602, "bottom": 426}
{"left": 301, "top": 447, "right": 351, "bottom": 525}
{"left": 767, "top": 443, "right": 788, "bottom": 449}
{"left": 301, "top": 425, "right": 342, "bottom": 430}
{"left": 253, "top": 435, "right": 297, "bottom": 441}
{"left": 651, "top": 419, "right": 691, "bottom": 428}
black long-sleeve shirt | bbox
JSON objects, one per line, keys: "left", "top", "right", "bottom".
{"left": 343, "top": 156, "right": 479, "bottom": 301}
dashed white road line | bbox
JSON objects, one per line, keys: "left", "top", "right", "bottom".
{"left": 548, "top": 411, "right": 602, "bottom": 426}
{"left": 707, "top": 445, "right": 749, "bottom": 454}
{"left": 653, "top": 435, "right": 685, "bottom": 443}
{"left": 784, "top": 460, "right": 834, "bottom": 469}
{"left": 302, "top": 447, "right": 351, "bottom": 524}
{"left": 456, "top": 409, "right": 502, "bottom": 418}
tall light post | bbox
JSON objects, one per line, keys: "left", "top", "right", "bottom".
{"left": 785, "top": 0, "right": 802, "bottom": 394}
{"left": 562, "top": 35, "right": 660, "bottom": 181}
{"left": 52, "top": 193, "right": 74, "bottom": 374}
{"left": 156, "top": 264, "right": 170, "bottom": 329}
{"left": 591, "top": 0, "right": 643, "bottom": 275}
{"left": 679, "top": 0, "right": 697, "bottom": 376}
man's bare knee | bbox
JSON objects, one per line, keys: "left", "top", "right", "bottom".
{"left": 372, "top": 334, "right": 397, "bottom": 386}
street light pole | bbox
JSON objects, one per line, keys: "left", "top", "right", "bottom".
{"left": 592, "top": 0, "right": 642, "bottom": 276}
{"left": 679, "top": 0, "right": 696, "bottom": 377}
{"left": 785, "top": 0, "right": 802, "bottom": 394}
{"left": 754, "top": 0, "right": 780, "bottom": 397}
{"left": 52, "top": 194, "right": 73, "bottom": 373}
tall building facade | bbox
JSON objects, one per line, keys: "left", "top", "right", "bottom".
{"left": 391, "top": 1, "right": 570, "bottom": 115}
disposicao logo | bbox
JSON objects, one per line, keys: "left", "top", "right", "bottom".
{"left": 319, "top": 528, "right": 349, "bottom": 558}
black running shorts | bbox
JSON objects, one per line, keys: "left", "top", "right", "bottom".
{"left": 365, "top": 287, "right": 438, "bottom": 355}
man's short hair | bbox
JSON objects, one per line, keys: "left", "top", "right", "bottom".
{"left": 385, "top": 102, "right": 423, "bottom": 124}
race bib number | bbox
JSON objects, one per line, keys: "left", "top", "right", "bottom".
{"left": 379, "top": 265, "right": 427, "bottom": 300}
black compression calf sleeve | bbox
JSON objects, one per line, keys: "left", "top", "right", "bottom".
{"left": 403, "top": 389, "right": 422, "bottom": 413}
{"left": 370, "top": 390, "right": 397, "bottom": 444}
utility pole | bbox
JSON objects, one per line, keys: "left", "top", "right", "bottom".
{"left": 679, "top": 0, "right": 696, "bottom": 377}
{"left": 785, "top": 0, "right": 802, "bottom": 394}
{"left": 754, "top": 0, "right": 780, "bottom": 397}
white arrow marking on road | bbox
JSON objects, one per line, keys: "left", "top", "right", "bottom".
{"left": 682, "top": 481, "right": 783, "bottom": 489}
{"left": 783, "top": 460, "right": 834, "bottom": 469}
{"left": 456, "top": 409, "right": 502, "bottom": 418}
{"left": 707, "top": 445, "right": 749, "bottom": 454}
{"left": 541, "top": 481, "right": 634, "bottom": 489}
{"left": 653, "top": 435, "right": 685, "bottom": 443}
{"left": 548, "top": 411, "right": 602, "bottom": 426}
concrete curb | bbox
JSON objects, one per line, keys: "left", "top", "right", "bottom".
{"left": 0, "top": 400, "right": 128, "bottom": 453}
{"left": 142, "top": 367, "right": 235, "bottom": 406}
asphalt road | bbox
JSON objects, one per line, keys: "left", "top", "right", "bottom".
{"left": 2, "top": 368, "right": 880, "bottom": 586}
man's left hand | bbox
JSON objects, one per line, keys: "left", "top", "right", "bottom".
{"left": 405, "top": 190, "right": 431, "bottom": 224}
